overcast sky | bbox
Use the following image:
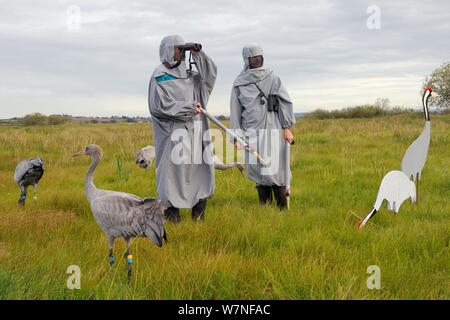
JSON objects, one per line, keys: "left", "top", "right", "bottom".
{"left": 0, "top": 0, "right": 449, "bottom": 118}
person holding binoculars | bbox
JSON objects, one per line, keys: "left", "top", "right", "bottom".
{"left": 148, "top": 35, "right": 217, "bottom": 223}
{"left": 229, "top": 44, "right": 295, "bottom": 210}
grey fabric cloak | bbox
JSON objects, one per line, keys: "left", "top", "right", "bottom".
{"left": 229, "top": 44, "right": 295, "bottom": 186}
{"left": 148, "top": 35, "right": 217, "bottom": 208}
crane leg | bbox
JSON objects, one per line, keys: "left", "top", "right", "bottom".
{"left": 415, "top": 173, "right": 419, "bottom": 204}
{"left": 107, "top": 236, "right": 115, "bottom": 267}
{"left": 33, "top": 184, "right": 38, "bottom": 203}
{"left": 124, "top": 238, "right": 132, "bottom": 282}
{"left": 18, "top": 184, "right": 27, "bottom": 206}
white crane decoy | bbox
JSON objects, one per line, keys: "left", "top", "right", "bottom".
{"left": 358, "top": 170, "right": 416, "bottom": 229}
{"left": 401, "top": 88, "right": 437, "bottom": 202}
{"left": 74, "top": 144, "right": 167, "bottom": 281}
{"left": 14, "top": 156, "right": 44, "bottom": 206}
{"left": 136, "top": 145, "right": 155, "bottom": 171}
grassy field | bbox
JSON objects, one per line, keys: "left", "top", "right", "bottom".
{"left": 0, "top": 114, "right": 448, "bottom": 299}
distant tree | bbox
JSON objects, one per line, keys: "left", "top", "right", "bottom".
{"left": 47, "top": 114, "right": 72, "bottom": 125}
{"left": 20, "top": 113, "right": 48, "bottom": 126}
{"left": 110, "top": 119, "right": 117, "bottom": 123}
{"left": 374, "top": 97, "right": 391, "bottom": 110}
{"left": 423, "top": 62, "right": 450, "bottom": 110}
{"left": 90, "top": 119, "right": 99, "bottom": 124}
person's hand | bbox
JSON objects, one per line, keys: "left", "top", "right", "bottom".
{"left": 234, "top": 141, "right": 243, "bottom": 150}
{"left": 195, "top": 103, "right": 202, "bottom": 115}
{"left": 284, "top": 128, "right": 294, "bottom": 144}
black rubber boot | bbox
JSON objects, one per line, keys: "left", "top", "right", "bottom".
{"left": 256, "top": 185, "right": 273, "bottom": 205}
{"left": 272, "top": 185, "right": 287, "bottom": 210}
{"left": 192, "top": 199, "right": 207, "bottom": 221}
{"left": 164, "top": 206, "right": 181, "bottom": 224}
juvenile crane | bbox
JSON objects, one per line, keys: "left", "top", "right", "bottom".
{"left": 136, "top": 146, "right": 155, "bottom": 171}
{"left": 137, "top": 145, "right": 245, "bottom": 177}
{"left": 14, "top": 156, "right": 44, "bottom": 206}
{"left": 74, "top": 144, "right": 166, "bottom": 281}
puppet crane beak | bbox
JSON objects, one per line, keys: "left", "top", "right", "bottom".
{"left": 73, "top": 151, "right": 86, "bottom": 157}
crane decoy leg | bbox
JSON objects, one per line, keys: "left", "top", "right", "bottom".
{"left": 33, "top": 184, "right": 38, "bottom": 203}
{"left": 107, "top": 236, "right": 115, "bottom": 267}
{"left": 415, "top": 173, "right": 419, "bottom": 204}
{"left": 124, "top": 237, "right": 132, "bottom": 282}
{"left": 18, "top": 184, "right": 27, "bottom": 206}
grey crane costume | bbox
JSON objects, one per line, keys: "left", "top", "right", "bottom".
{"left": 14, "top": 156, "right": 44, "bottom": 205}
{"left": 229, "top": 44, "right": 295, "bottom": 209}
{"left": 148, "top": 35, "right": 217, "bottom": 222}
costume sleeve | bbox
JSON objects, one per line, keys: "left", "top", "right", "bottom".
{"left": 229, "top": 86, "right": 245, "bottom": 143}
{"left": 192, "top": 51, "right": 217, "bottom": 108}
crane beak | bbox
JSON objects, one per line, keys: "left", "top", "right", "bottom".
{"left": 73, "top": 151, "right": 86, "bottom": 157}
{"left": 431, "top": 92, "right": 439, "bottom": 97}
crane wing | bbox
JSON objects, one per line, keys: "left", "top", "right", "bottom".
{"left": 90, "top": 191, "right": 166, "bottom": 246}
{"left": 14, "top": 157, "right": 44, "bottom": 183}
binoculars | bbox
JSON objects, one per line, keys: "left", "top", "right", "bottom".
{"left": 178, "top": 43, "right": 202, "bottom": 52}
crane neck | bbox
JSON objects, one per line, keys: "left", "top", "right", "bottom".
{"left": 85, "top": 152, "right": 102, "bottom": 202}
{"left": 422, "top": 91, "right": 430, "bottom": 121}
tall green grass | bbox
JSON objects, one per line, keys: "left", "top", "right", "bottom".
{"left": 0, "top": 116, "right": 448, "bottom": 299}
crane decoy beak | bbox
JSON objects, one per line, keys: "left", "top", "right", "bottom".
{"left": 73, "top": 151, "right": 86, "bottom": 157}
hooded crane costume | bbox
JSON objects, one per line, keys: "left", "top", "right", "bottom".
{"left": 229, "top": 44, "right": 295, "bottom": 209}
{"left": 148, "top": 35, "right": 217, "bottom": 222}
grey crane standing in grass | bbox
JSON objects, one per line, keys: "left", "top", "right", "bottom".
{"left": 74, "top": 144, "right": 167, "bottom": 281}
{"left": 14, "top": 156, "right": 44, "bottom": 206}
{"left": 136, "top": 145, "right": 245, "bottom": 177}
{"left": 401, "top": 88, "right": 437, "bottom": 203}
